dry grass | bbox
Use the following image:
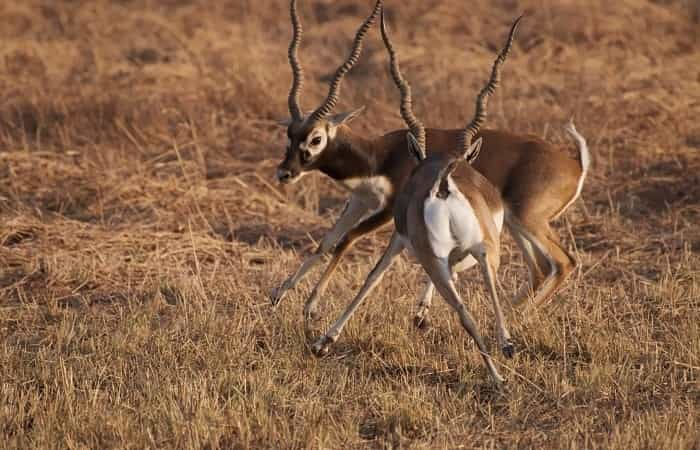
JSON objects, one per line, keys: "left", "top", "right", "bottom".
{"left": 1, "top": 0, "right": 699, "bottom": 448}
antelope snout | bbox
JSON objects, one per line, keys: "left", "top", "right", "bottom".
{"left": 276, "top": 167, "right": 295, "bottom": 184}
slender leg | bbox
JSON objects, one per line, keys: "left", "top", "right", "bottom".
{"left": 416, "top": 255, "right": 477, "bottom": 330}
{"left": 506, "top": 219, "right": 545, "bottom": 305}
{"left": 311, "top": 232, "right": 404, "bottom": 356}
{"left": 271, "top": 254, "right": 323, "bottom": 305}
{"left": 270, "top": 195, "right": 372, "bottom": 306}
{"left": 503, "top": 168, "right": 580, "bottom": 308}
{"left": 475, "top": 245, "right": 514, "bottom": 359}
{"left": 532, "top": 229, "right": 577, "bottom": 304}
{"left": 303, "top": 210, "right": 392, "bottom": 325}
{"left": 413, "top": 275, "right": 434, "bottom": 329}
{"left": 506, "top": 213, "right": 575, "bottom": 307}
{"left": 421, "top": 257, "right": 504, "bottom": 384}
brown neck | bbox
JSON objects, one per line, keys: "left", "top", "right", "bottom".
{"left": 315, "top": 126, "right": 380, "bottom": 181}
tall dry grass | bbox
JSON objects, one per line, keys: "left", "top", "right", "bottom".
{"left": 1, "top": 0, "right": 699, "bottom": 448}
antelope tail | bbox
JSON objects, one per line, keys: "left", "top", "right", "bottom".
{"left": 565, "top": 120, "right": 590, "bottom": 177}
{"left": 552, "top": 119, "right": 590, "bottom": 219}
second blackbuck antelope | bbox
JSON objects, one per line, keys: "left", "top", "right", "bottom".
{"left": 311, "top": 13, "right": 521, "bottom": 384}
{"left": 271, "top": 0, "right": 590, "bottom": 329}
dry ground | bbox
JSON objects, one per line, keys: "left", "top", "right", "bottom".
{"left": 1, "top": 0, "right": 699, "bottom": 448}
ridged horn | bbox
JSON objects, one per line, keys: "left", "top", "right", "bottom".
{"left": 310, "top": 0, "right": 382, "bottom": 122}
{"left": 461, "top": 15, "right": 523, "bottom": 157}
{"left": 288, "top": 0, "right": 304, "bottom": 121}
{"left": 380, "top": 9, "right": 426, "bottom": 159}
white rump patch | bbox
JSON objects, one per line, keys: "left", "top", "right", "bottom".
{"left": 424, "top": 179, "right": 483, "bottom": 259}
{"left": 423, "top": 178, "right": 504, "bottom": 260}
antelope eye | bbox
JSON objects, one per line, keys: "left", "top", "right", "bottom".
{"left": 310, "top": 136, "right": 322, "bottom": 146}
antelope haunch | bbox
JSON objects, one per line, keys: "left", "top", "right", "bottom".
{"left": 271, "top": 1, "right": 590, "bottom": 330}
{"left": 311, "top": 13, "right": 521, "bottom": 384}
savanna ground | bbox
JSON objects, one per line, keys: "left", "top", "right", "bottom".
{"left": 1, "top": 0, "right": 699, "bottom": 448}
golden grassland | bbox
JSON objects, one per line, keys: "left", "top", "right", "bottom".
{"left": 1, "top": 0, "right": 699, "bottom": 448}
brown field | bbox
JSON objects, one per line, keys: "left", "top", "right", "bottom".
{"left": 1, "top": 0, "right": 699, "bottom": 448}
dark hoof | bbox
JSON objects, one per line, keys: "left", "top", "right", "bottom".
{"left": 311, "top": 336, "right": 333, "bottom": 357}
{"left": 413, "top": 314, "right": 431, "bottom": 330}
{"left": 502, "top": 341, "right": 516, "bottom": 359}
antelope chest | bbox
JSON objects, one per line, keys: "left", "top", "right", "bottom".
{"left": 340, "top": 176, "right": 394, "bottom": 212}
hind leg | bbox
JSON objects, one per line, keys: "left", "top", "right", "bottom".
{"left": 414, "top": 267, "right": 466, "bottom": 330}
{"left": 413, "top": 275, "right": 434, "bottom": 330}
{"left": 534, "top": 227, "right": 577, "bottom": 303}
{"left": 474, "top": 243, "right": 514, "bottom": 359}
{"left": 507, "top": 214, "right": 576, "bottom": 307}
{"left": 507, "top": 220, "right": 546, "bottom": 305}
{"left": 421, "top": 257, "right": 504, "bottom": 384}
{"left": 501, "top": 148, "right": 583, "bottom": 307}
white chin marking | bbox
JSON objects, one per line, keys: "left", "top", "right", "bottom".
{"left": 287, "top": 172, "right": 308, "bottom": 184}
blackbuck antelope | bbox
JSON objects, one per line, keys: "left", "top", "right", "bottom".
{"left": 310, "top": 13, "right": 520, "bottom": 384}
{"left": 271, "top": 0, "right": 590, "bottom": 330}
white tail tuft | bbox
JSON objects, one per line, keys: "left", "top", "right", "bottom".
{"left": 564, "top": 119, "right": 590, "bottom": 176}
{"left": 552, "top": 120, "right": 591, "bottom": 219}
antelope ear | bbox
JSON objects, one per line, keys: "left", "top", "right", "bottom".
{"left": 465, "top": 137, "right": 483, "bottom": 163}
{"left": 277, "top": 117, "right": 294, "bottom": 127}
{"left": 406, "top": 132, "right": 424, "bottom": 162}
{"left": 328, "top": 106, "right": 366, "bottom": 127}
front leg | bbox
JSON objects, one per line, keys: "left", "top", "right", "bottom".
{"left": 311, "top": 232, "right": 404, "bottom": 356}
{"left": 270, "top": 196, "right": 372, "bottom": 307}
{"left": 303, "top": 209, "right": 393, "bottom": 326}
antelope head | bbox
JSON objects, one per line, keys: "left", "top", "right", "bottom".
{"left": 276, "top": 0, "right": 382, "bottom": 184}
